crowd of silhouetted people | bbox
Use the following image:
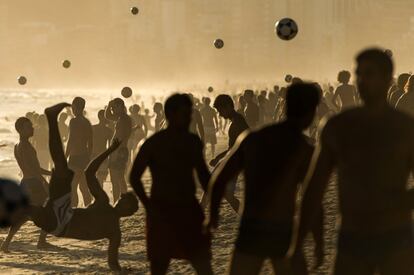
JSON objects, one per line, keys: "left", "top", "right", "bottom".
{"left": 3, "top": 48, "right": 414, "bottom": 275}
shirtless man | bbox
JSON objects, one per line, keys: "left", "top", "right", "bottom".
{"left": 201, "top": 94, "right": 248, "bottom": 213}
{"left": 200, "top": 97, "right": 218, "bottom": 158}
{"left": 130, "top": 94, "right": 213, "bottom": 275}
{"left": 293, "top": 48, "right": 414, "bottom": 274}
{"left": 332, "top": 70, "right": 358, "bottom": 111}
{"left": 243, "top": 90, "right": 259, "bottom": 129}
{"left": 66, "top": 97, "right": 93, "bottom": 207}
{"left": 92, "top": 110, "right": 113, "bottom": 185}
{"left": 188, "top": 93, "right": 205, "bottom": 142}
{"left": 206, "top": 84, "right": 323, "bottom": 275}
{"left": 1, "top": 117, "right": 51, "bottom": 252}
{"left": 105, "top": 98, "right": 132, "bottom": 203}
{"left": 31, "top": 103, "right": 139, "bottom": 272}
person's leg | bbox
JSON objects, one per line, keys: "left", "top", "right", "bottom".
{"left": 191, "top": 256, "right": 214, "bottom": 275}
{"left": 271, "top": 253, "right": 307, "bottom": 275}
{"left": 0, "top": 217, "right": 28, "bottom": 252}
{"left": 71, "top": 173, "right": 80, "bottom": 207}
{"left": 78, "top": 174, "right": 92, "bottom": 206}
{"left": 36, "top": 230, "right": 48, "bottom": 247}
{"left": 150, "top": 258, "right": 170, "bottom": 275}
{"left": 45, "top": 103, "right": 73, "bottom": 200}
{"left": 380, "top": 247, "right": 414, "bottom": 275}
{"left": 224, "top": 191, "right": 240, "bottom": 214}
{"left": 109, "top": 169, "right": 121, "bottom": 204}
{"left": 229, "top": 249, "right": 264, "bottom": 275}
{"left": 334, "top": 250, "right": 375, "bottom": 275}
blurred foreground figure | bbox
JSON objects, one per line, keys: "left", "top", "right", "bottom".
{"left": 30, "top": 103, "right": 138, "bottom": 272}
{"left": 294, "top": 48, "right": 414, "bottom": 274}
{"left": 130, "top": 94, "right": 213, "bottom": 275}
{"left": 206, "top": 83, "right": 323, "bottom": 275}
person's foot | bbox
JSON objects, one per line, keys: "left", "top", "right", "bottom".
{"left": 45, "top": 103, "right": 71, "bottom": 118}
{"left": 37, "top": 241, "right": 60, "bottom": 250}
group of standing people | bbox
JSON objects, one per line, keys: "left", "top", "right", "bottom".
{"left": 3, "top": 47, "right": 414, "bottom": 275}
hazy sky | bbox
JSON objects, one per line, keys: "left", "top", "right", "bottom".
{"left": 0, "top": 1, "right": 413, "bottom": 91}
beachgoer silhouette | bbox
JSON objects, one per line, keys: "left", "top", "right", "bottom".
{"left": 200, "top": 97, "right": 218, "bottom": 158}
{"left": 293, "top": 48, "right": 414, "bottom": 274}
{"left": 388, "top": 73, "right": 410, "bottom": 107}
{"left": 206, "top": 84, "right": 323, "bottom": 275}
{"left": 92, "top": 110, "right": 113, "bottom": 186}
{"left": 130, "top": 94, "right": 213, "bottom": 275}
{"left": 1, "top": 117, "right": 51, "bottom": 252}
{"left": 66, "top": 97, "right": 93, "bottom": 207}
{"left": 105, "top": 98, "right": 132, "bottom": 203}
{"left": 243, "top": 90, "right": 259, "bottom": 129}
{"left": 153, "top": 102, "right": 165, "bottom": 133}
{"left": 332, "top": 70, "right": 358, "bottom": 111}
{"left": 188, "top": 93, "right": 205, "bottom": 142}
{"left": 396, "top": 75, "right": 414, "bottom": 117}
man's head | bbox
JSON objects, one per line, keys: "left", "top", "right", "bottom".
{"left": 115, "top": 192, "right": 139, "bottom": 217}
{"left": 153, "top": 102, "right": 163, "bottom": 114}
{"left": 214, "top": 94, "right": 235, "bottom": 119}
{"left": 203, "top": 97, "right": 211, "bottom": 106}
{"left": 164, "top": 94, "right": 193, "bottom": 130}
{"left": 72, "top": 97, "right": 86, "bottom": 117}
{"left": 129, "top": 104, "right": 140, "bottom": 115}
{"left": 111, "top": 98, "right": 126, "bottom": 117}
{"left": 338, "top": 70, "right": 351, "bottom": 84}
{"left": 97, "top": 110, "right": 106, "bottom": 123}
{"left": 356, "top": 48, "right": 393, "bottom": 105}
{"left": 286, "top": 83, "right": 320, "bottom": 130}
{"left": 15, "top": 117, "right": 34, "bottom": 138}
{"left": 243, "top": 90, "right": 254, "bottom": 103}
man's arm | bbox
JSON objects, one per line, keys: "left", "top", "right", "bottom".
{"left": 207, "top": 133, "right": 247, "bottom": 230}
{"left": 195, "top": 139, "right": 211, "bottom": 192}
{"left": 86, "top": 121, "right": 93, "bottom": 157}
{"left": 108, "top": 229, "right": 121, "bottom": 271}
{"left": 291, "top": 132, "right": 334, "bottom": 256}
{"left": 129, "top": 141, "right": 151, "bottom": 208}
{"left": 85, "top": 140, "right": 120, "bottom": 203}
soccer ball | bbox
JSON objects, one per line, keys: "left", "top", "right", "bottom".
{"left": 208, "top": 86, "right": 214, "bottom": 93}
{"left": 18, "top": 76, "right": 27, "bottom": 85}
{"left": 0, "top": 179, "right": 29, "bottom": 228}
{"left": 121, "top": 87, "right": 133, "bottom": 98}
{"left": 62, "top": 60, "right": 71, "bottom": 69}
{"left": 285, "top": 74, "right": 293, "bottom": 83}
{"left": 131, "top": 7, "right": 139, "bottom": 15}
{"left": 275, "top": 18, "right": 298, "bottom": 41}
{"left": 214, "top": 39, "right": 224, "bottom": 49}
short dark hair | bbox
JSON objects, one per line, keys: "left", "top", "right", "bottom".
{"left": 286, "top": 83, "right": 321, "bottom": 118}
{"left": 356, "top": 48, "right": 394, "bottom": 77}
{"left": 15, "top": 117, "right": 31, "bottom": 134}
{"left": 214, "top": 94, "right": 234, "bottom": 109}
{"left": 72, "top": 97, "right": 86, "bottom": 110}
{"left": 164, "top": 94, "right": 192, "bottom": 120}
{"left": 338, "top": 70, "right": 351, "bottom": 84}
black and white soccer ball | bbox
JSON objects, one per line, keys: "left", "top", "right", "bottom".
{"left": 0, "top": 179, "right": 29, "bottom": 228}
{"left": 214, "top": 39, "right": 224, "bottom": 49}
{"left": 275, "top": 18, "right": 298, "bottom": 41}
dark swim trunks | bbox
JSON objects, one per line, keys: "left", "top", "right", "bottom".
{"left": 146, "top": 199, "right": 211, "bottom": 261}
{"left": 337, "top": 225, "right": 414, "bottom": 261}
{"left": 235, "top": 219, "right": 292, "bottom": 258}
{"left": 109, "top": 147, "right": 129, "bottom": 171}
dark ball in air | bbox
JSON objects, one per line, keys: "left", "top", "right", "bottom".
{"left": 18, "top": 76, "right": 27, "bottom": 85}
{"left": 62, "top": 60, "right": 71, "bottom": 69}
{"left": 214, "top": 39, "right": 224, "bottom": 49}
{"left": 131, "top": 7, "right": 139, "bottom": 15}
{"left": 121, "top": 87, "right": 133, "bottom": 98}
